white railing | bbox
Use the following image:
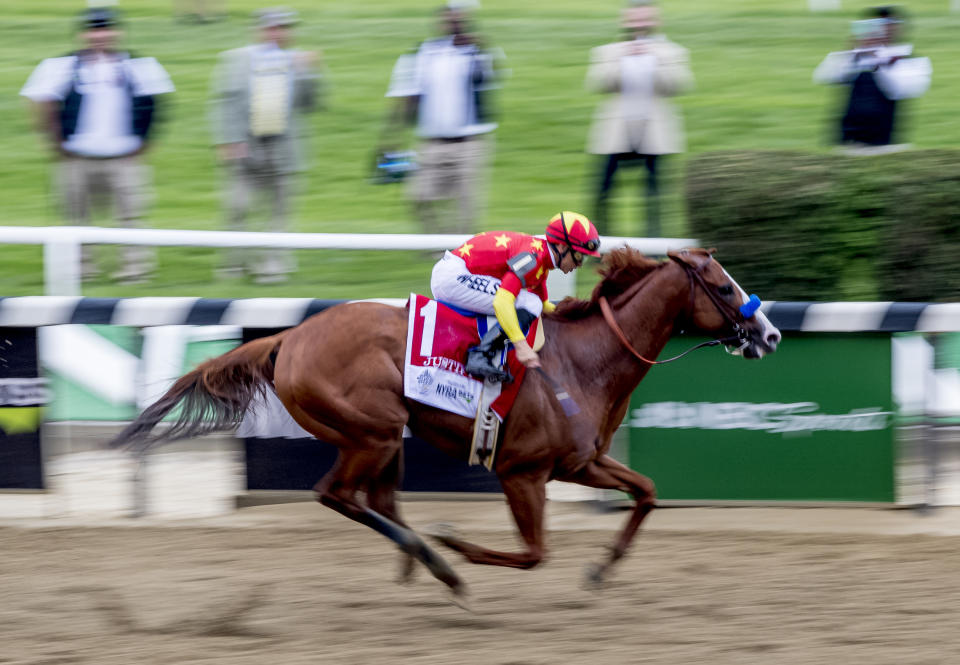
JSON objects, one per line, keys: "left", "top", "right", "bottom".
{"left": 0, "top": 225, "right": 698, "bottom": 298}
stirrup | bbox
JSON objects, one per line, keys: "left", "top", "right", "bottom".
{"left": 470, "top": 379, "right": 503, "bottom": 470}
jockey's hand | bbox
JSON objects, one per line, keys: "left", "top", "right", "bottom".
{"left": 514, "top": 339, "right": 541, "bottom": 369}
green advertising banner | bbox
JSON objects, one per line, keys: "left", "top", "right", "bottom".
{"left": 628, "top": 333, "right": 895, "bottom": 503}
{"left": 43, "top": 326, "right": 238, "bottom": 422}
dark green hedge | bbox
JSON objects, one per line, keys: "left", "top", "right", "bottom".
{"left": 685, "top": 150, "right": 960, "bottom": 302}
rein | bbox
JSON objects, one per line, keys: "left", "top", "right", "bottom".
{"left": 598, "top": 257, "right": 749, "bottom": 366}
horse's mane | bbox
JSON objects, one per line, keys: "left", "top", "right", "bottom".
{"left": 550, "top": 247, "right": 664, "bottom": 321}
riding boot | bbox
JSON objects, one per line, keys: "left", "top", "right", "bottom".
{"left": 465, "top": 324, "right": 511, "bottom": 383}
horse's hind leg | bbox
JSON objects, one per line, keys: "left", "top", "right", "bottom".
{"left": 365, "top": 448, "right": 417, "bottom": 584}
{"left": 314, "top": 447, "right": 465, "bottom": 596}
{"left": 562, "top": 454, "right": 656, "bottom": 586}
{"left": 429, "top": 470, "right": 549, "bottom": 569}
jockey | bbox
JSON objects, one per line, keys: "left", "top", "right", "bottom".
{"left": 430, "top": 211, "right": 601, "bottom": 382}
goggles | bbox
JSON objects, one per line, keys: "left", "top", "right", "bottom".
{"left": 576, "top": 238, "right": 600, "bottom": 254}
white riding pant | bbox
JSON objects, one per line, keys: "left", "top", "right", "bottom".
{"left": 430, "top": 252, "right": 544, "bottom": 319}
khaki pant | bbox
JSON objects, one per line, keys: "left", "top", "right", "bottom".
{"left": 221, "top": 142, "right": 296, "bottom": 281}
{"left": 58, "top": 154, "right": 155, "bottom": 280}
{"left": 409, "top": 134, "right": 490, "bottom": 235}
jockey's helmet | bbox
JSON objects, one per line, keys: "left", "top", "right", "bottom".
{"left": 545, "top": 211, "right": 601, "bottom": 257}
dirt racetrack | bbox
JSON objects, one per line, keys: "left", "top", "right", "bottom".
{"left": 4, "top": 500, "right": 960, "bottom": 665}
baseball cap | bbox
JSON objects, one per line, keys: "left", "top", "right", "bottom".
{"left": 79, "top": 6, "right": 120, "bottom": 30}
{"left": 256, "top": 7, "right": 299, "bottom": 28}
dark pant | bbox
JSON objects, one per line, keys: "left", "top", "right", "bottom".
{"left": 593, "top": 152, "right": 661, "bottom": 237}
{"left": 840, "top": 71, "right": 897, "bottom": 146}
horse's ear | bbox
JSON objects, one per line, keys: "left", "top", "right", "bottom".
{"left": 707, "top": 247, "right": 717, "bottom": 256}
{"left": 667, "top": 248, "right": 697, "bottom": 268}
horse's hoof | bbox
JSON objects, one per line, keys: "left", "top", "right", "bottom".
{"left": 583, "top": 562, "right": 606, "bottom": 590}
{"left": 448, "top": 584, "right": 472, "bottom": 612}
{"left": 424, "top": 522, "right": 462, "bottom": 545}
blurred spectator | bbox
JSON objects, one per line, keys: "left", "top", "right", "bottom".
{"left": 212, "top": 7, "right": 323, "bottom": 284}
{"left": 384, "top": 1, "right": 502, "bottom": 235}
{"left": 19, "top": 7, "right": 174, "bottom": 284}
{"left": 585, "top": 1, "right": 692, "bottom": 238}
{"left": 814, "top": 6, "right": 932, "bottom": 154}
{"left": 174, "top": 0, "right": 227, "bottom": 24}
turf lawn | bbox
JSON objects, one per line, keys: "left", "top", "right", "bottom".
{"left": 1, "top": 0, "right": 958, "bottom": 299}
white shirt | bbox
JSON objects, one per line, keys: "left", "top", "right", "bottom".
{"left": 621, "top": 45, "right": 657, "bottom": 120}
{"left": 21, "top": 53, "right": 174, "bottom": 157}
{"left": 813, "top": 44, "right": 931, "bottom": 101}
{"left": 386, "top": 37, "right": 496, "bottom": 139}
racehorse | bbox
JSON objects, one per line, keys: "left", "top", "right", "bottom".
{"left": 112, "top": 248, "right": 780, "bottom": 598}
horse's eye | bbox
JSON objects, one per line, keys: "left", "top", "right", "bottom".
{"left": 718, "top": 285, "right": 734, "bottom": 296}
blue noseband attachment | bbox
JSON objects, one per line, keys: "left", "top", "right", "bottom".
{"left": 739, "top": 294, "right": 762, "bottom": 319}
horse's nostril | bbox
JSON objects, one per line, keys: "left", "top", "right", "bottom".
{"left": 766, "top": 331, "right": 782, "bottom": 348}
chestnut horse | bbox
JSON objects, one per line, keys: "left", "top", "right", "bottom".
{"left": 112, "top": 248, "right": 780, "bottom": 597}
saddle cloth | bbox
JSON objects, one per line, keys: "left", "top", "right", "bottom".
{"left": 404, "top": 294, "right": 538, "bottom": 420}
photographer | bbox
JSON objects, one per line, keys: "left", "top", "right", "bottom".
{"left": 211, "top": 8, "right": 323, "bottom": 284}
{"left": 814, "top": 6, "right": 931, "bottom": 152}
{"left": 20, "top": 7, "right": 174, "bottom": 283}
{"left": 584, "top": 1, "right": 693, "bottom": 238}
{"left": 384, "top": 1, "right": 502, "bottom": 236}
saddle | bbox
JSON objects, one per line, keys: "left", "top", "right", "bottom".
{"left": 403, "top": 294, "right": 543, "bottom": 469}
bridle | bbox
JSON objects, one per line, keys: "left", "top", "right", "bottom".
{"left": 599, "top": 254, "right": 752, "bottom": 365}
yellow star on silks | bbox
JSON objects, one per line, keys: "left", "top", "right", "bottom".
{"left": 535, "top": 266, "right": 544, "bottom": 280}
{"left": 494, "top": 233, "right": 510, "bottom": 248}
{"left": 530, "top": 238, "right": 544, "bottom": 252}
{"left": 458, "top": 242, "right": 474, "bottom": 257}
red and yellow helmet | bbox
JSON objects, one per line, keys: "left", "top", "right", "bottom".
{"left": 545, "top": 211, "right": 601, "bottom": 257}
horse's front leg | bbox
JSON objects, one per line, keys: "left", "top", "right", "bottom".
{"left": 562, "top": 454, "right": 656, "bottom": 586}
{"left": 365, "top": 448, "right": 418, "bottom": 584}
{"left": 429, "top": 471, "right": 549, "bottom": 569}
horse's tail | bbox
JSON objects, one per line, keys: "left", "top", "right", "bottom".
{"left": 110, "top": 331, "right": 288, "bottom": 451}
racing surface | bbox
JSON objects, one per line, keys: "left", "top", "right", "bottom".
{"left": 4, "top": 501, "right": 960, "bottom": 664}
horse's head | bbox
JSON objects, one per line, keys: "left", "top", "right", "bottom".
{"left": 668, "top": 249, "right": 781, "bottom": 359}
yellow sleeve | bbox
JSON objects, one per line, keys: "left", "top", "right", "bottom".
{"left": 541, "top": 299, "right": 556, "bottom": 314}
{"left": 492, "top": 288, "right": 525, "bottom": 343}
